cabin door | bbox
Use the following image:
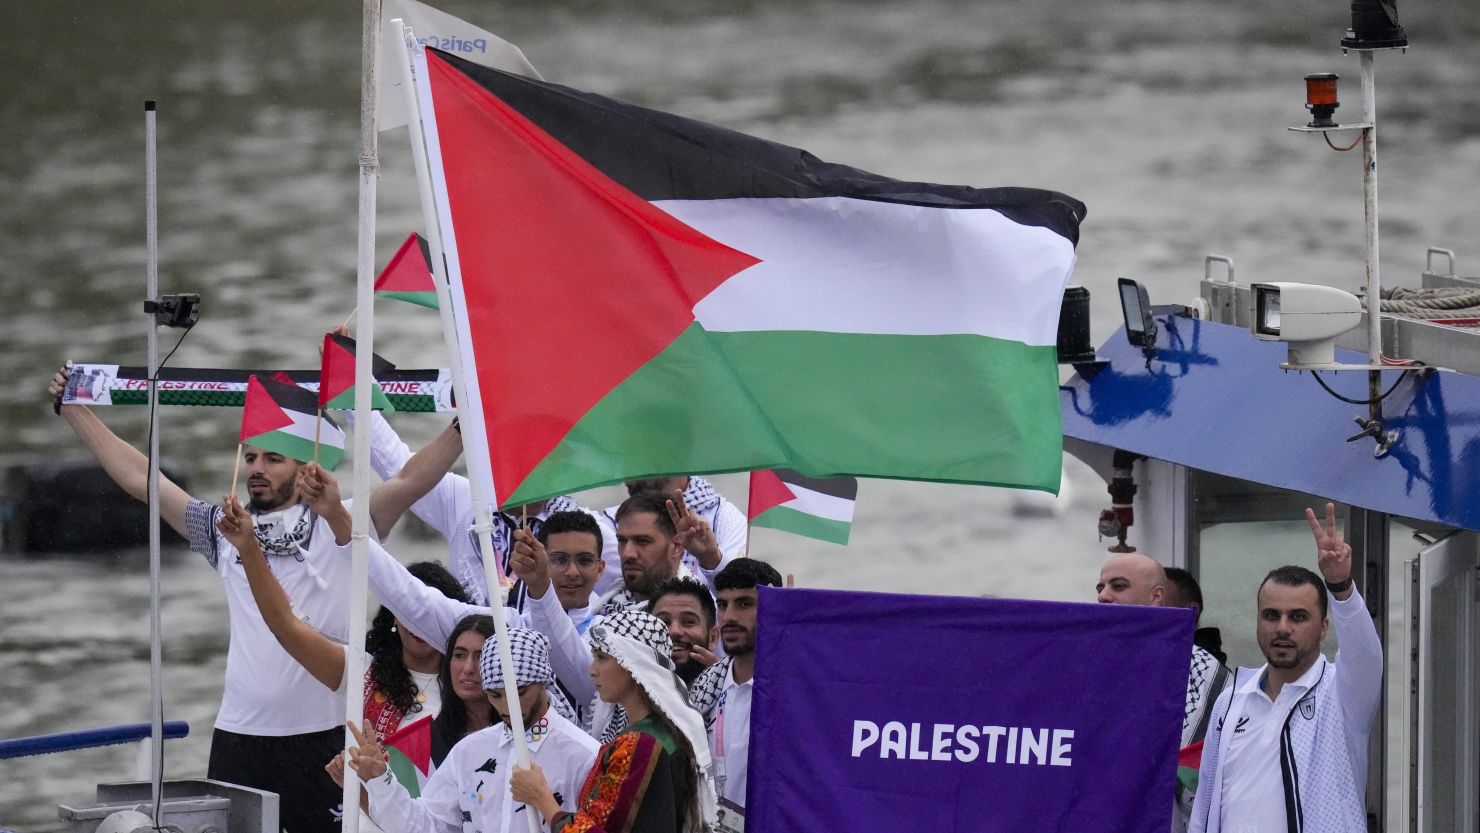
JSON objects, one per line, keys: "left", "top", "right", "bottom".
{"left": 1409, "top": 531, "right": 1480, "bottom": 833}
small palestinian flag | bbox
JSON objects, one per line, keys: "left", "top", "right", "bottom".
{"left": 382, "top": 716, "right": 433, "bottom": 797}
{"left": 319, "top": 333, "right": 396, "bottom": 412}
{"left": 375, "top": 233, "right": 438, "bottom": 310}
{"left": 747, "top": 469, "right": 858, "bottom": 545}
{"left": 240, "top": 375, "right": 345, "bottom": 470}
{"left": 1176, "top": 740, "right": 1203, "bottom": 796}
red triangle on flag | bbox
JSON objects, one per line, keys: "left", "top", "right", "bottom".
{"left": 375, "top": 233, "right": 435, "bottom": 294}
{"left": 240, "top": 375, "right": 295, "bottom": 442}
{"left": 747, "top": 469, "right": 798, "bottom": 521}
{"left": 426, "top": 52, "right": 760, "bottom": 500}
{"left": 319, "top": 333, "right": 355, "bottom": 408}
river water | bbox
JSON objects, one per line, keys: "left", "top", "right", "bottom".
{"left": 2, "top": 0, "right": 1478, "bottom": 827}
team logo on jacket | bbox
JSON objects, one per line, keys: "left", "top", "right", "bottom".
{"left": 1299, "top": 699, "right": 1316, "bottom": 720}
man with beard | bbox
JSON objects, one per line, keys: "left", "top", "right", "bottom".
{"left": 688, "top": 558, "right": 784, "bottom": 820}
{"left": 1096, "top": 552, "right": 1228, "bottom": 833}
{"left": 1189, "top": 504, "right": 1383, "bottom": 833}
{"left": 353, "top": 628, "right": 599, "bottom": 833}
{"left": 648, "top": 576, "right": 720, "bottom": 684}
{"left": 47, "top": 364, "right": 363, "bottom": 833}
{"left": 597, "top": 475, "right": 743, "bottom": 595}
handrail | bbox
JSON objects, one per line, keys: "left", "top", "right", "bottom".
{"left": 0, "top": 721, "right": 189, "bottom": 760}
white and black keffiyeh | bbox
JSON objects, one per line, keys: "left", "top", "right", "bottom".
{"left": 480, "top": 627, "right": 576, "bottom": 723}
{"left": 686, "top": 655, "right": 733, "bottom": 720}
{"left": 589, "top": 609, "right": 717, "bottom": 830}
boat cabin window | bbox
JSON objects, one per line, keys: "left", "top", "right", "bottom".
{"left": 1189, "top": 470, "right": 1342, "bottom": 669}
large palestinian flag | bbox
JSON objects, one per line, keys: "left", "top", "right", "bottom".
{"left": 240, "top": 375, "right": 345, "bottom": 470}
{"left": 418, "top": 48, "right": 1084, "bottom": 507}
{"left": 748, "top": 469, "right": 858, "bottom": 545}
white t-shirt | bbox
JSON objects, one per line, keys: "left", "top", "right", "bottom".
{"left": 186, "top": 498, "right": 355, "bottom": 736}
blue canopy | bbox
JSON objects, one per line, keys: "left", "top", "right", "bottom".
{"left": 1060, "top": 315, "right": 1480, "bottom": 532}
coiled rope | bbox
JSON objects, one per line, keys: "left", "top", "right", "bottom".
{"left": 1364, "top": 286, "right": 1480, "bottom": 320}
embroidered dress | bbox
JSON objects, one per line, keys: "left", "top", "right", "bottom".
{"left": 554, "top": 717, "right": 687, "bottom": 833}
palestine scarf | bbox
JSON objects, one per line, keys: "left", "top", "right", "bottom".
{"left": 480, "top": 627, "right": 576, "bottom": 724}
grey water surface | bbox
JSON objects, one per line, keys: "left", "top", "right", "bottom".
{"left": 2, "top": 0, "right": 1478, "bottom": 826}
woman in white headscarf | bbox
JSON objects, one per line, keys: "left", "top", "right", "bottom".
{"left": 511, "top": 609, "right": 717, "bottom": 833}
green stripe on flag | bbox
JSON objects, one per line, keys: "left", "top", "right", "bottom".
{"left": 750, "top": 505, "right": 853, "bottom": 545}
{"left": 507, "top": 323, "right": 1063, "bottom": 504}
{"left": 242, "top": 429, "right": 343, "bottom": 471}
{"left": 325, "top": 385, "right": 396, "bottom": 412}
{"left": 378, "top": 290, "right": 441, "bottom": 310}
{"left": 385, "top": 747, "right": 427, "bottom": 798}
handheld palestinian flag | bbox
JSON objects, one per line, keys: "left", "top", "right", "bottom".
{"left": 382, "top": 716, "right": 433, "bottom": 797}
{"left": 417, "top": 48, "right": 1084, "bottom": 507}
{"left": 240, "top": 375, "right": 345, "bottom": 470}
{"left": 375, "top": 233, "right": 439, "bottom": 310}
{"left": 1176, "top": 740, "right": 1203, "bottom": 796}
{"left": 319, "top": 333, "right": 397, "bottom": 412}
{"left": 748, "top": 469, "right": 857, "bottom": 545}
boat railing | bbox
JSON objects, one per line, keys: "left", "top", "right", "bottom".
{"left": 0, "top": 721, "right": 189, "bottom": 782}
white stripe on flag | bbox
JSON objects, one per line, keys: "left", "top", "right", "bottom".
{"left": 781, "top": 484, "right": 855, "bottom": 523}
{"left": 283, "top": 409, "right": 346, "bottom": 449}
{"left": 664, "top": 196, "right": 1076, "bottom": 347}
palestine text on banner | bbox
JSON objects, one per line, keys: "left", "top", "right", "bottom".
{"left": 748, "top": 469, "right": 857, "bottom": 545}
{"left": 58, "top": 364, "right": 455, "bottom": 412}
{"left": 319, "top": 332, "right": 397, "bottom": 412}
{"left": 375, "top": 232, "right": 439, "bottom": 310}
{"left": 749, "top": 587, "right": 1191, "bottom": 833}
{"left": 240, "top": 375, "right": 345, "bottom": 471}
{"left": 419, "top": 48, "right": 1085, "bottom": 507}
{"left": 379, "top": 0, "right": 539, "bottom": 132}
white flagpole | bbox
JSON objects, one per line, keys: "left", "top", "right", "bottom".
{"left": 341, "top": 0, "right": 382, "bottom": 830}
{"left": 396, "top": 29, "right": 540, "bottom": 831}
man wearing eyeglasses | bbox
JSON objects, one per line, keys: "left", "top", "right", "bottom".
{"left": 534, "top": 511, "right": 607, "bottom": 627}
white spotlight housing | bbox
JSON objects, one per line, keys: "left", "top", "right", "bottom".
{"left": 1250, "top": 282, "right": 1364, "bottom": 369}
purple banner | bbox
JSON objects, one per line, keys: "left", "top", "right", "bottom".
{"left": 748, "top": 587, "right": 1192, "bottom": 833}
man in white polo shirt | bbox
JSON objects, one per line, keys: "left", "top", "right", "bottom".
{"left": 1189, "top": 503, "right": 1383, "bottom": 833}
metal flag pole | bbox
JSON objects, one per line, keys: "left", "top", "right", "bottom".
{"left": 395, "top": 28, "right": 541, "bottom": 833}
{"left": 1358, "top": 49, "right": 1383, "bottom": 418}
{"left": 340, "top": 0, "right": 382, "bottom": 830}
{"left": 143, "top": 98, "right": 167, "bottom": 829}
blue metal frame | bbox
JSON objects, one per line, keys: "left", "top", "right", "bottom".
{"left": 1061, "top": 315, "right": 1480, "bottom": 532}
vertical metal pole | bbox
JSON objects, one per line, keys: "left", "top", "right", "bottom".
{"left": 1359, "top": 50, "right": 1382, "bottom": 418}
{"left": 143, "top": 99, "right": 166, "bottom": 826}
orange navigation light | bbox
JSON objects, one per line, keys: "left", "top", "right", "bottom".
{"left": 1305, "top": 73, "right": 1340, "bottom": 128}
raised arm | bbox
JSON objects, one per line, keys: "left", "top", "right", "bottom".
{"left": 515, "top": 529, "right": 598, "bottom": 709}
{"left": 1306, "top": 503, "right": 1383, "bottom": 726}
{"left": 217, "top": 494, "right": 345, "bottom": 691}
{"left": 50, "top": 365, "right": 191, "bottom": 537}
{"left": 368, "top": 417, "right": 468, "bottom": 540}
{"left": 301, "top": 463, "right": 482, "bottom": 648}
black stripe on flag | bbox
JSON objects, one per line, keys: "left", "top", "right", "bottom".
{"left": 429, "top": 49, "right": 1086, "bottom": 245}
{"left": 776, "top": 469, "right": 859, "bottom": 500}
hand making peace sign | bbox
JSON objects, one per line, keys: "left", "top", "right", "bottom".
{"left": 1306, "top": 502, "right": 1353, "bottom": 598}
